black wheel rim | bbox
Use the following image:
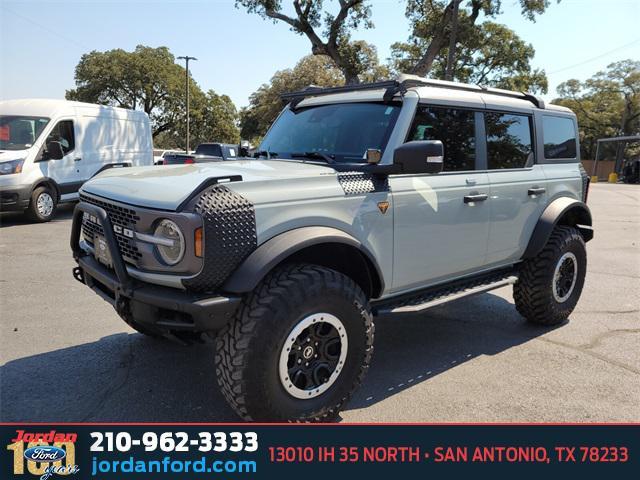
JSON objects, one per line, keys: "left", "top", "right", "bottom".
{"left": 279, "top": 313, "right": 348, "bottom": 399}
{"left": 553, "top": 252, "right": 578, "bottom": 303}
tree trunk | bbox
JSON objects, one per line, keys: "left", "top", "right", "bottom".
{"left": 411, "top": 0, "right": 458, "bottom": 77}
{"left": 444, "top": 0, "right": 461, "bottom": 81}
{"left": 343, "top": 69, "right": 361, "bottom": 85}
{"left": 614, "top": 94, "right": 633, "bottom": 173}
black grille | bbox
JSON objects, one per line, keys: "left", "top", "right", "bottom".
{"left": 80, "top": 194, "right": 142, "bottom": 263}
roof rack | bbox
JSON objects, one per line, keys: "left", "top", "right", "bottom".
{"left": 281, "top": 75, "right": 545, "bottom": 109}
{"left": 281, "top": 81, "right": 400, "bottom": 108}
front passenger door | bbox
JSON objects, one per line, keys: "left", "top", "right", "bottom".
{"left": 389, "top": 105, "right": 490, "bottom": 294}
{"left": 39, "top": 119, "right": 82, "bottom": 197}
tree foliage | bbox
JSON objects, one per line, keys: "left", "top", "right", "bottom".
{"left": 239, "top": 1, "right": 554, "bottom": 95}
{"left": 390, "top": 1, "right": 552, "bottom": 91}
{"left": 66, "top": 45, "right": 239, "bottom": 147}
{"left": 155, "top": 90, "right": 240, "bottom": 149}
{"left": 239, "top": 53, "right": 387, "bottom": 141}
{"left": 391, "top": 21, "right": 547, "bottom": 92}
{"left": 553, "top": 60, "right": 640, "bottom": 159}
{"left": 236, "top": 0, "right": 377, "bottom": 84}
{"left": 396, "top": 0, "right": 554, "bottom": 77}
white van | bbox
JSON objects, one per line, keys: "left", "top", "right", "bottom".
{"left": 0, "top": 99, "right": 153, "bottom": 222}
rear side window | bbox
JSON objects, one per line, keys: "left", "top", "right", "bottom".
{"left": 407, "top": 106, "right": 476, "bottom": 171}
{"left": 543, "top": 116, "right": 577, "bottom": 159}
{"left": 485, "top": 113, "right": 533, "bottom": 169}
{"left": 46, "top": 120, "right": 75, "bottom": 154}
{"left": 197, "top": 144, "right": 222, "bottom": 157}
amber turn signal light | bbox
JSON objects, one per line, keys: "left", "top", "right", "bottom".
{"left": 194, "top": 227, "right": 203, "bottom": 257}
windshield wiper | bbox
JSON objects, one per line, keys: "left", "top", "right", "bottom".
{"left": 253, "top": 150, "right": 278, "bottom": 159}
{"left": 290, "top": 151, "right": 335, "bottom": 164}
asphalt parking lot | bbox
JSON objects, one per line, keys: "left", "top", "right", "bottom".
{"left": 1, "top": 183, "right": 638, "bottom": 422}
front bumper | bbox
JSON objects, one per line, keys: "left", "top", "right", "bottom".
{"left": 0, "top": 184, "right": 31, "bottom": 212}
{"left": 70, "top": 202, "right": 241, "bottom": 334}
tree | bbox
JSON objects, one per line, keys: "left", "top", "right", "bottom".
{"left": 66, "top": 45, "right": 187, "bottom": 138}
{"left": 397, "top": 0, "right": 555, "bottom": 78}
{"left": 240, "top": 53, "right": 387, "bottom": 142}
{"left": 66, "top": 45, "right": 240, "bottom": 146}
{"left": 155, "top": 90, "right": 241, "bottom": 149}
{"left": 553, "top": 60, "right": 640, "bottom": 159}
{"left": 236, "top": 0, "right": 375, "bottom": 84}
{"left": 390, "top": 20, "right": 548, "bottom": 93}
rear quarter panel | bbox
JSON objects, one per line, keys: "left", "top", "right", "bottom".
{"left": 540, "top": 163, "right": 582, "bottom": 204}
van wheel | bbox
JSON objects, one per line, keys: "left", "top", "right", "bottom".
{"left": 215, "top": 264, "right": 374, "bottom": 422}
{"left": 26, "top": 186, "right": 57, "bottom": 222}
{"left": 514, "top": 226, "right": 586, "bottom": 325}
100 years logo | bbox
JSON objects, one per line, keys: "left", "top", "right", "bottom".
{"left": 6, "top": 430, "right": 80, "bottom": 480}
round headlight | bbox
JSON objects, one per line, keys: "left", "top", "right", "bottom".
{"left": 154, "top": 219, "right": 185, "bottom": 265}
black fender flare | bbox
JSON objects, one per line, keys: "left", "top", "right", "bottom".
{"left": 222, "top": 226, "right": 385, "bottom": 296}
{"left": 523, "top": 197, "right": 593, "bottom": 259}
{"left": 30, "top": 177, "right": 61, "bottom": 201}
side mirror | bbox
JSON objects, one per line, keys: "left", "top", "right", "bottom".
{"left": 45, "top": 141, "right": 64, "bottom": 160}
{"left": 393, "top": 140, "right": 444, "bottom": 174}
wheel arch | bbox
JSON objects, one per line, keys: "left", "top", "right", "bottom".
{"left": 31, "top": 178, "right": 61, "bottom": 202}
{"left": 222, "top": 226, "right": 385, "bottom": 299}
{"left": 523, "top": 197, "right": 593, "bottom": 259}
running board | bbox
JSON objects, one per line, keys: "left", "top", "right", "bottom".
{"left": 375, "top": 271, "right": 518, "bottom": 315}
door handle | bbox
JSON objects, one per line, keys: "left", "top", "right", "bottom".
{"left": 527, "top": 187, "right": 546, "bottom": 196}
{"left": 74, "top": 157, "right": 82, "bottom": 162}
{"left": 464, "top": 193, "right": 488, "bottom": 203}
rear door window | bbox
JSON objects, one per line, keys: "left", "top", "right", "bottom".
{"left": 542, "top": 115, "right": 577, "bottom": 159}
{"left": 407, "top": 106, "right": 476, "bottom": 171}
{"left": 485, "top": 113, "right": 533, "bottom": 169}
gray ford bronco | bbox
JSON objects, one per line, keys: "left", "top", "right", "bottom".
{"left": 70, "top": 75, "right": 593, "bottom": 421}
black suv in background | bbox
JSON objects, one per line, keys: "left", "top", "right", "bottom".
{"left": 163, "top": 143, "right": 240, "bottom": 165}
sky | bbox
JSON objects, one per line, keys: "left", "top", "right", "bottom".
{"left": 1, "top": 0, "right": 639, "bottom": 109}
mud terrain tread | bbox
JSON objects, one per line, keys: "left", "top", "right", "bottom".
{"left": 215, "top": 264, "right": 374, "bottom": 422}
{"left": 514, "top": 226, "right": 585, "bottom": 325}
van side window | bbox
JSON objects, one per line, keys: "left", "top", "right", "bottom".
{"left": 407, "top": 106, "right": 476, "bottom": 171}
{"left": 542, "top": 116, "right": 577, "bottom": 159}
{"left": 485, "top": 113, "right": 533, "bottom": 169}
{"left": 46, "top": 120, "right": 75, "bottom": 154}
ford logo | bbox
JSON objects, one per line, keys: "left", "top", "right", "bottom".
{"left": 23, "top": 446, "right": 66, "bottom": 463}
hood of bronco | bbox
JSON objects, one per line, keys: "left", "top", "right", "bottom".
{"left": 81, "top": 159, "right": 336, "bottom": 211}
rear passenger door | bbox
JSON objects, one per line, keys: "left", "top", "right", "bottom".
{"left": 389, "top": 105, "right": 490, "bottom": 293}
{"left": 484, "top": 110, "right": 547, "bottom": 266}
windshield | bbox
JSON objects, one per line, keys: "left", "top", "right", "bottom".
{"left": 259, "top": 102, "right": 401, "bottom": 163}
{"left": 0, "top": 116, "right": 50, "bottom": 151}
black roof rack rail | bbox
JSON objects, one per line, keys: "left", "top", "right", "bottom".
{"left": 280, "top": 77, "right": 545, "bottom": 109}
{"left": 281, "top": 81, "right": 401, "bottom": 108}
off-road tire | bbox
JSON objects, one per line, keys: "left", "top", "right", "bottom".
{"left": 215, "top": 264, "right": 374, "bottom": 422}
{"left": 514, "top": 226, "right": 586, "bottom": 325}
{"left": 26, "top": 185, "right": 57, "bottom": 222}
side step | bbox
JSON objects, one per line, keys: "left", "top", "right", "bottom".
{"left": 374, "top": 270, "right": 518, "bottom": 315}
